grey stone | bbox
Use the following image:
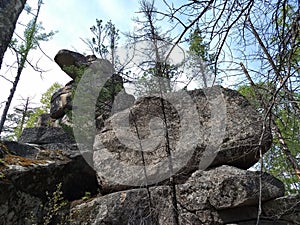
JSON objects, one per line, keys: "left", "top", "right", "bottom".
{"left": 93, "top": 86, "right": 272, "bottom": 192}
{"left": 262, "top": 195, "right": 300, "bottom": 224}
{"left": 50, "top": 81, "right": 73, "bottom": 119}
{"left": 19, "top": 127, "right": 75, "bottom": 144}
{"left": 177, "top": 165, "right": 284, "bottom": 211}
{"left": 0, "top": 147, "right": 99, "bottom": 225}
{"left": 70, "top": 166, "right": 284, "bottom": 225}
{"left": 0, "top": 183, "right": 43, "bottom": 225}
{"left": 54, "top": 49, "right": 92, "bottom": 80}
{"left": 36, "top": 113, "right": 52, "bottom": 127}
{"left": 52, "top": 51, "right": 135, "bottom": 132}
{"left": 0, "top": 141, "right": 39, "bottom": 159}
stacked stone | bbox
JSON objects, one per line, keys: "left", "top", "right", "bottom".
{"left": 1, "top": 50, "right": 298, "bottom": 225}
{"left": 48, "top": 50, "right": 95, "bottom": 128}
{"left": 45, "top": 49, "right": 135, "bottom": 130}
{"left": 72, "top": 86, "right": 299, "bottom": 224}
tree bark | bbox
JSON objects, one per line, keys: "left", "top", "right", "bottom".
{"left": 0, "top": 0, "right": 27, "bottom": 70}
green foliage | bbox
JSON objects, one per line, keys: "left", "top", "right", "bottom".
{"left": 12, "top": 1, "right": 56, "bottom": 52}
{"left": 4, "top": 101, "right": 34, "bottom": 141}
{"left": 188, "top": 26, "right": 213, "bottom": 63}
{"left": 135, "top": 63, "right": 180, "bottom": 96}
{"left": 0, "top": 0, "right": 57, "bottom": 138}
{"left": 186, "top": 25, "right": 217, "bottom": 88}
{"left": 238, "top": 83, "right": 300, "bottom": 194}
{"left": 25, "top": 82, "right": 62, "bottom": 128}
{"left": 25, "top": 108, "right": 46, "bottom": 128}
{"left": 60, "top": 108, "right": 74, "bottom": 140}
{"left": 95, "top": 74, "right": 124, "bottom": 119}
{"left": 42, "top": 183, "right": 68, "bottom": 224}
{"left": 238, "top": 82, "right": 275, "bottom": 110}
{"left": 89, "top": 19, "right": 119, "bottom": 66}
{"left": 4, "top": 82, "right": 61, "bottom": 139}
{"left": 40, "top": 83, "right": 62, "bottom": 110}
{"left": 28, "top": 183, "right": 73, "bottom": 225}
{"left": 81, "top": 191, "right": 91, "bottom": 201}
{"left": 9, "top": 14, "right": 56, "bottom": 66}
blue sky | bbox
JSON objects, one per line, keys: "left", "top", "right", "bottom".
{"left": 0, "top": 0, "right": 142, "bottom": 112}
{"left": 0, "top": 0, "right": 230, "bottom": 117}
{"left": 40, "top": 0, "right": 141, "bottom": 51}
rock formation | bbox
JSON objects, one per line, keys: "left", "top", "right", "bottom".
{"left": 49, "top": 49, "right": 135, "bottom": 129}
{"left": 93, "top": 87, "right": 272, "bottom": 193}
{"left": 0, "top": 50, "right": 299, "bottom": 225}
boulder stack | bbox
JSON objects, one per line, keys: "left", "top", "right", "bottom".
{"left": 0, "top": 50, "right": 298, "bottom": 225}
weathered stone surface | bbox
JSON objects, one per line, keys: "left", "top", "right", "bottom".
{"left": 111, "top": 89, "right": 136, "bottom": 114}
{"left": 71, "top": 188, "right": 159, "bottom": 225}
{"left": 262, "top": 195, "right": 300, "bottom": 224}
{"left": 0, "top": 141, "right": 39, "bottom": 159}
{"left": 94, "top": 73, "right": 125, "bottom": 121}
{"left": 50, "top": 81, "right": 73, "bottom": 119}
{"left": 36, "top": 113, "right": 53, "bottom": 127}
{"left": 0, "top": 141, "right": 9, "bottom": 158}
{"left": 218, "top": 195, "right": 300, "bottom": 225}
{"left": 19, "top": 127, "right": 75, "bottom": 144}
{"left": 94, "top": 86, "right": 272, "bottom": 192}
{"left": 0, "top": 183, "right": 43, "bottom": 225}
{"left": 71, "top": 186, "right": 204, "bottom": 225}
{"left": 2, "top": 150, "right": 98, "bottom": 200}
{"left": 54, "top": 49, "right": 95, "bottom": 80}
{"left": 96, "top": 88, "right": 135, "bottom": 130}
{"left": 52, "top": 52, "right": 135, "bottom": 130}
{"left": 0, "top": 145, "right": 99, "bottom": 225}
{"left": 177, "top": 165, "right": 284, "bottom": 211}
{"left": 38, "top": 142, "right": 78, "bottom": 151}
{"left": 70, "top": 166, "right": 285, "bottom": 225}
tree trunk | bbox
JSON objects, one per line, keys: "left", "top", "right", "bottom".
{"left": 0, "top": 0, "right": 41, "bottom": 138}
{"left": 0, "top": 0, "right": 27, "bottom": 70}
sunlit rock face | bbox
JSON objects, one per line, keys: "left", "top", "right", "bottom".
{"left": 0, "top": 53, "right": 298, "bottom": 225}
{"left": 71, "top": 166, "right": 287, "bottom": 225}
{"left": 93, "top": 86, "right": 272, "bottom": 193}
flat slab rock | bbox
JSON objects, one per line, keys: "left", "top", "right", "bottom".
{"left": 54, "top": 49, "right": 93, "bottom": 80}
{"left": 70, "top": 165, "right": 285, "bottom": 225}
{"left": 0, "top": 141, "right": 39, "bottom": 159}
{"left": 19, "top": 127, "right": 75, "bottom": 144}
{"left": 93, "top": 86, "right": 272, "bottom": 192}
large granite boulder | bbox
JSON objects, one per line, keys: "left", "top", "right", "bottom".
{"left": 218, "top": 194, "right": 300, "bottom": 224}
{"left": 177, "top": 165, "right": 284, "bottom": 210}
{"left": 70, "top": 165, "right": 285, "bottom": 225}
{"left": 54, "top": 49, "right": 97, "bottom": 80}
{"left": 93, "top": 86, "right": 272, "bottom": 192}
